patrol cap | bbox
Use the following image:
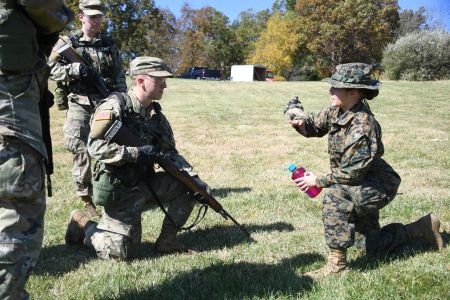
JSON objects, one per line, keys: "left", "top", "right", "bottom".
{"left": 130, "top": 56, "right": 173, "bottom": 78}
{"left": 79, "top": 0, "right": 105, "bottom": 16}
{"left": 324, "top": 63, "right": 380, "bottom": 90}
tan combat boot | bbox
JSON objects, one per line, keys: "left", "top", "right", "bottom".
{"left": 405, "top": 213, "right": 444, "bottom": 250}
{"left": 65, "top": 209, "right": 95, "bottom": 245}
{"left": 81, "top": 195, "right": 100, "bottom": 218}
{"left": 154, "top": 225, "right": 197, "bottom": 254}
{"left": 305, "top": 248, "right": 347, "bottom": 279}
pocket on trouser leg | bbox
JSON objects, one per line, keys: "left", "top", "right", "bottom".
{"left": 0, "top": 140, "right": 44, "bottom": 200}
{"left": 90, "top": 230, "right": 129, "bottom": 261}
{"left": 322, "top": 187, "right": 355, "bottom": 249}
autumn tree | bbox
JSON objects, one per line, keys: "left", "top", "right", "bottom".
{"left": 177, "top": 4, "right": 239, "bottom": 76}
{"left": 248, "top": 12, "right": 301, "bottom": 79}
{"left": 295, "top": 0, "right": 400, "bottom": 75}
{"left": 397, "top": 7, "right": 428, "bottom": 37}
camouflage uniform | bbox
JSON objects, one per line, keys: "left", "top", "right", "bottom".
{"left": 300, "top": 102, "right": 403, "bottom": 254}
{"left": 0, "top": 0, "right": 71, "bottom": 298}
{"left": 80, "top": 58, "right": 198, "bottom": 260}
{"left": 49, "top": 0, "right": 126, "bottom": 198}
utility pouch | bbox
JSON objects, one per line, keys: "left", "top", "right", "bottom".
{"left": 92, "top": 161, "right": 121, "bottom": 207}
{"left": 54, "top": 81, "right": 69, "bottom": 110}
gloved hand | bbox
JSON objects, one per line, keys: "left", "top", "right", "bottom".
{"left": 79, "top": 64, "right": 97, "bottom": 82}
{"left": 137, "top": 145, "right": 159, "bottom": 165}
{"left": 284, "top": 96, "right": 307, "bottom": 120}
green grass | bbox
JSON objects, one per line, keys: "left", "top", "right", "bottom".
{"left": 29, "top": 79, "right": 450, "bottom": 299}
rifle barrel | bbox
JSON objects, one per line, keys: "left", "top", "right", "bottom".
{"left": 220, "top": 209, "right": 251, "bottom": 238}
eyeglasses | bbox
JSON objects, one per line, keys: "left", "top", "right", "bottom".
{"left": 144, "top": 76, "right": 166, "bottom": 86}
{"left": 83, "top": 14, "right": 106, "bottom": 24}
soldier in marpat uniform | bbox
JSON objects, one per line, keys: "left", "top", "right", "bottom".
{"left": 0, "top": 1, "right": 72, "bottom": 298}
{"left": 49, "top": 0, "right": 127, "bottom": 217}
{"left": 286, "top": 63, "right": 444, "bottom": 279}
{"left": 65, "top": 56, "right": 207, "bottom": 260}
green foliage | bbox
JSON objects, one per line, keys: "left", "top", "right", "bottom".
{"left": 248, "top": 12, "right": 301, "bottom": 78}
{"left": 397, "top": 7, "right": 429, "bottom": 37}
{"left": 295, "top": 0, "right": 400, "bottom": 75}
{"left": 382, "top": 30, "right": 450, "bottom": 80}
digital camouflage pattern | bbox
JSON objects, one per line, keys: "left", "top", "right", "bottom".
{"left": 324, "top": 63, "right": 380, "bottom": 90}
{"left": 49, "top": 29, "right": 126, "bottom": 197}
{"left": 84, "top": 91, "right": 197, "bottom": 260}
{"left": 0, "top": 0, "right": 71, "bottom": 297}
{"left": 79, "top": 0, "right": 104, "bottom": 16}
{"left": 299, "top": 101, "right": 404, "bottom": 253}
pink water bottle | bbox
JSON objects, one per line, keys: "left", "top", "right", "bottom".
{"left": 288, "top": 163, "right": 322, "bottom": 198}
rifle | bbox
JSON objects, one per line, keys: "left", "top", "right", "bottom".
{"left": 52, "top": 37, "right": 110, "bottom": 99}
{"left": 104, "top": 119, "right": 251, "bottom": 238}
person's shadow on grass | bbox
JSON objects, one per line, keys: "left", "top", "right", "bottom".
{"left": 134, "top": 221, "right": 296, "bottom": 259}
{"left": 111, "top": 252, "right": 320, "bottom": 300}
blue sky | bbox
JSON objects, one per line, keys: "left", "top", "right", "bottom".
{"left": 154, "top": 0, "right": 450, "bottom": 29}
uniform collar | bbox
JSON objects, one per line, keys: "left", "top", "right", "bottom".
{"left": 333, "top": 101, "right": 366, "bottom": 126}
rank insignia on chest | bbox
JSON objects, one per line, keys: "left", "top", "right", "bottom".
{"left": 95, "top": 111, "right": 112, "bottom": 121}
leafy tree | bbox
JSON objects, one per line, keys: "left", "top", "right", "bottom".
{"left": 382, "top": 30, "right": 450, "bottom": 80}
{"left": 231, "top": 9, "right": 271, "bottom": 64}
{"left": 248, "top": 12, "right": 301, "bottom": 79}
{"left": 177, "top": 4, "right": 238, "bottom": 76}
{"left": 295, "top": 0, "right": 399, "bottom": 75}
{"left": 397, "top": 7, "right": 428, "bottom": 37}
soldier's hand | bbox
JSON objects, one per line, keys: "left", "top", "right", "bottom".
{"left": 79, "top": 64, "right": 97, "bottom": 82}
{"left": 284, "top": 96, "right": 307, "bottom": 121}
{"left": 137, "top": 145, "right": 159, "bottom": 164}
{"left": 289, "top": 119, "right": 306, "bottom": 135}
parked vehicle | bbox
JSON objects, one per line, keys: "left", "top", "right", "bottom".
{"left": 266, "top": 69, "right": 275, "bottom": 81}
{"left": 178, "top": 67, "right": 221, "bottom": 80}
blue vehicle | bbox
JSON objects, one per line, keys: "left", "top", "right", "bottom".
{"left": 178, "top": 67, "right": 221, "bottom": 80}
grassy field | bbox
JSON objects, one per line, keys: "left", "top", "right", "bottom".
{"left": 29, "top": 79, "right": 449, "bottom": 299}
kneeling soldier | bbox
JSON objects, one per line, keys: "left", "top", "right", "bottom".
{"left": 65, "top": 56, "right": 207, "bottom": 260}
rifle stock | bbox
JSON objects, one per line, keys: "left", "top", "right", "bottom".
{"left": 104, "top": 119, "right": 251, "bottom": 237}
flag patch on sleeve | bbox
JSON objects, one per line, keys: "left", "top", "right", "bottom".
{"left": 95, "top": 111, "right": 112, "bottom": 121}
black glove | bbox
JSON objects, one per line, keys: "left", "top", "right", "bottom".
{"left": 79, "top": 64, "right": 98, "bottom": 82}
{"left": 137, "top": 145, "right": 159, "bottom": 165}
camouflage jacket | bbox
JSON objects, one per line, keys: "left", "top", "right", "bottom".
{"left": 300, "top": 101, "right": 399, "bottom": 188}
{"left": 49, "top": 30, "right": 126, "bottom": 106}
{"left": 88, "top": 91, "right": 196, "bottom": 181}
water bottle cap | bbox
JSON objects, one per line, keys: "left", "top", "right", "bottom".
{"left": 288, "top": 164, "right": 297, "bottom": 172}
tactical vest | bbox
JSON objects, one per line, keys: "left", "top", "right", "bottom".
{"left": 92, "top": 93, "right": 164, "bottom": 207}
{"left": 68, "top": 31, "right": 116, "bottom": 93}
{"left": 0, "top": 0, "right": 38, "bottom": 73}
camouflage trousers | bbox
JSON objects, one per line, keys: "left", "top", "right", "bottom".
{"left": 0, "top": 136, "right": 45, "bottom": 300}
{"left": 322, "top": 180, "right": 408, "bottom": 255}
{"left": 63, "top": 100, "right": 93, "bottom": 197}
{"left": 84, "top": 171, "right": 196, "bottom": 260}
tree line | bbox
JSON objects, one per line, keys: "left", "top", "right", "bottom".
{"left": 64, "top": 0, "right": 450, "bottom": 80}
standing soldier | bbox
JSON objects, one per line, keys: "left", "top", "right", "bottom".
{"left": 49, "top": 0, "right": 127, "bottom": 217}
{"left": 0, "top": 1, "right": 72, "bottom": 298}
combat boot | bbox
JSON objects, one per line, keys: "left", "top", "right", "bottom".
{"left": 305, "top": 248, "right": 347, "bottom": 279}
{"left": 154, "top": 225, "right": 197, "bottom": 254}
{"left": 65, "top": 209, "right": 95, "bottom": 245}
{"left": 405, "top": 213, "right": 443, "bottom": 250}
{"left": 81, "top": 195, "right": 100, "bottom": 218}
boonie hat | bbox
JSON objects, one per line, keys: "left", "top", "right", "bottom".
{"left": 130, "top": 56, "right": 173, "bottom": 78}
{"left": 79, "top": 0, "right": 105, "bottom": 16}
{"left": 324, "top": 63, "right": 380, "bottom": 90}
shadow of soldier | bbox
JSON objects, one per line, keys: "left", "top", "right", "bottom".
{"left": 132, "top": 222, "right": 296, "bottom": 259}
{"left": 109, "top": 252, "right": 320, "bottom": 300}
{"left": 349, "top": 232, "right": 449, "bottom": 272}
{"left": 33, "top": 243, "right": 95, "bottom": 276}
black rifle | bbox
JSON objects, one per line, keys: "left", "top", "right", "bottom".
{"left": 104, "top": 119, "right": 251, "bottom": 238}
{"left": 52, "top": 37, "right": 110, "bottom": 100}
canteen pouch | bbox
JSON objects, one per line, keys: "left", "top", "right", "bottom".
{"left": 92, "top": 161, "right": 121, "bottom": 207}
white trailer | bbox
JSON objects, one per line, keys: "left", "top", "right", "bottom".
{"left": 230, "top": 64, "right": 267, "bottom": 82}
